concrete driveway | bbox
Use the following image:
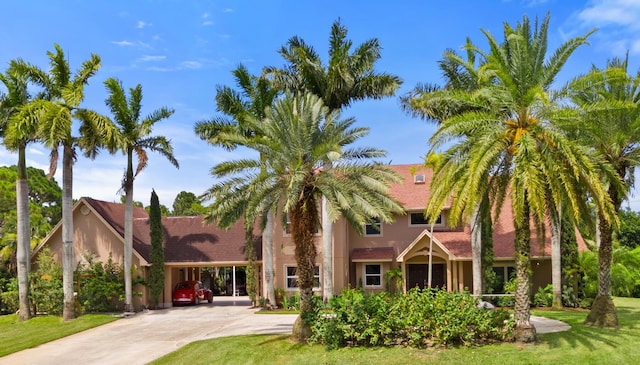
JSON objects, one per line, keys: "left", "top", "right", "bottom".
{"left": 0, "top": 297, "right": 570, "bottom": 365}
{"left": 0, "top": 297, "right": 298, "bottom": 365}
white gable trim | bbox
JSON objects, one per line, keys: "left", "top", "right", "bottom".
{"left": 396, "top": 229, "right": 455, "bottom": 262}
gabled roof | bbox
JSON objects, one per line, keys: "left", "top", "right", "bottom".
{"left": 383, "top": 164, "right": 577, "bottom": 259}
{"left": 37, "top": 197, "right": 261, "bottom": 265}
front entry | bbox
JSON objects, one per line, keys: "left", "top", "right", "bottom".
{"left": 406, "top": 263, "right": 446, "bottom": 289}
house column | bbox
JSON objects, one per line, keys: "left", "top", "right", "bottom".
{"left": 458, "top": 262, "right": 464, "bottom": 291}
{"left": 452, "top": 261, "right": 458, "bottom": 291}
{"left": 446, "top": 260, "right": 452, "bottom": 292}
{"left": 232, "top": 265, "right": 237, "bottom": 296}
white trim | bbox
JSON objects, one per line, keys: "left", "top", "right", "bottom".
{"left": 396, "top": 229, "right": 454, "bottom": 262}
{"left": 284, "top": 264, "right": 321, "bottom": 290}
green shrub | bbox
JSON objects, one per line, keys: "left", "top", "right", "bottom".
{"left": 29, "top": 248, "right": 63, "bottom": 315}
{"left": 533, "top": 284, "right": 553, "bottom": 307}
{"left": 0, "top": 278, "right": 18, "bottom": 314}
{"left": 311, "top": 288, "right": 513, "bottom": 349}
{"left": 77, "top": 254, "right": 125, "bottom": 313}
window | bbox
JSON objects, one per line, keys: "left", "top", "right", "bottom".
{"left": 285, "top": 266, "right": 321, "bottom": 289}
{"left": 409, "top": 212, "right": 442, "bottom": 226}
{"left": 364, "top": 264, "right": 382, "bottom": 287}
{"left": 414, "top": 174, "right": 425, "bottom": 184}
{"left": 364, "top": 217, "right": 382, "bottom": 236}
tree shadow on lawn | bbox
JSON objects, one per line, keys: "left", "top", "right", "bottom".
{"left": 540, "top": 305, "right": 638, "bottom": 350}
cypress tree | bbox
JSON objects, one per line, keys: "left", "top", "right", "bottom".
{"left": 149, "top": 189, "right": 165, "bottom": 309}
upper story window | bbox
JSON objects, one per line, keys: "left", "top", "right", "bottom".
{"left": 414, "top": 174, "right": 425, "bottom": 184}
{"left": 409, "top": 212, "right": 442, "bottom": 226}
{"left": 364, "top": 217, "right": 382, "bottom": 236}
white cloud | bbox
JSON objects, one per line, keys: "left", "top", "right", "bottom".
{"left": 202, "top": 20, "right": 213, "bottom": 26}
{"left": 111, "top": 40, "right": 135, "bottom": 47}
{"left": 223, "top": 8, "right": 233, "bottom": 13}
{"left": 138, "top": 55, "right": 166, "bottom": 62}
{"left": 180, "top": 61, "right": 202, "bottom": 69}
{"left": 202, "top": 12, "right": 210, "bottom": 19}
{"left": 137, "top": 20, "right": 152, "bottom": 29}
{"left": 577, "top": 0, "right": 640, "bottom": 28}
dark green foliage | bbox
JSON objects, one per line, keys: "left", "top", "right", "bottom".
{"left": 561, "top": 214, "right": 580, "bottom": 307}
{"left": 148, "top": 190, "right": 165, "bottom": 308}
{"left": 311, "top": 288, "right": 513, "bottom": 349}
{"left": 29, "top": 248, "right": 63, "bottom": 315}
{"left": 171, "top": 191, "right": 206, "bottom": 216}
{"left": 244, "top": 228, "right": 259, "bottom": 306}
{"left": 0, "top": 277, "right": 18, "bottom": 314}
{"left": 77, "top": 254, "right": 125, "bottom": 313}
{"left": 618, "top": 209, "right": 640, "bottom": 248}
{"left": 480, "top": 196, "right": 494, "bottom": 293}
{"left": 0, "top": 166, "right": 62, "bottom": 268}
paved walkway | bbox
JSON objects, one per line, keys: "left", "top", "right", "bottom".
{"left": 0, "top": 297, "right": 569, "bottom": 365}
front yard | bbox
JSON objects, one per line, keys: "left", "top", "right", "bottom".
{"left": 149, "top": 297, "right": 640, "bottom": 365}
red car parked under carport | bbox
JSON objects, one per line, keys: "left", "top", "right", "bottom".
{"left": 172, "top": 280, "right": 213, "bottom": 306}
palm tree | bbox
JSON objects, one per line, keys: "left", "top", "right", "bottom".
{"left": 195, "top": 63, "right": 280, "bottom": 307}
{"left": 1, "top": 63, "right": 34, "bottom": 321}
{"left": 402, "top": 40, "right": 492, "bottom": 296}
{"left": 15, "top": 44, "right": 109, "bottom": 320}
{"left": 102, "top": 77, "right": 178, "bottom": 313}
{"left": 266, "top": 19, "right": 402, "bottom": 301}
{"left": 202, "top": 92, "right": 404, "bottom": 341}
{"left": 564, "top": 55, "right": 640, "bottom": 327}
{"left": 422, "top": 14, "right": 614, "bottom": 342}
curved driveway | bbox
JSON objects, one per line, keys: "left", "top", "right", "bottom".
{"left": 0, "top": 297, "right": 298, "bottom": 365}
{"left": 0, "top": 296, "right": 569, "bottom": 365}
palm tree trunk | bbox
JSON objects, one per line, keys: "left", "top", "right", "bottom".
{"left": 123, "top": 151, "right": 134, "bottom": 313}
{"left": 470, "top": 203, "right": 482, "bottom": 297}
{"left": 291, "top": 197, "right": 318, "bottom": 342}
{"left": 551, "top": 204, "right": 562, "bottom": 308}
{"left": 584, "top": 210, "right": 618, "bottom": 327}
{"left": 263, "top": 210, "right": 276, "bottom": 308}
{"left": 62, "top": 145, "right": 75, "bottom": 321}
{"left": 322, "top": 195, "right": 333, "bottom": 303}
{"left": 513, "top": 200, "right": 536, "bottom": 342}
{"left": 16, "top": 146, "right": 32, "bottom": 321}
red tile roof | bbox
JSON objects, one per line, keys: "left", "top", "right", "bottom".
{"left": 351, "top": 247, "right": 395, "bottom": 262}
{"left": 82, "top": 198, "right": 261, "bottom": 264}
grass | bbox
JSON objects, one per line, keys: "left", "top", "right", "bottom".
{"left": 149, "top": 297, "right": 640, "bottom": 365}
{"left": 0, "top": 313, "right": 118, "bottom": 357}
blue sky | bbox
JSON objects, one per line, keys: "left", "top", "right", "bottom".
{"left": 1, "top": 0, "right": 640, "bottom": 209}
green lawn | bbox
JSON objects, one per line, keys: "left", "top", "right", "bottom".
{"left": 150, "top": 297, "right": 640, "bottom": 365}
{"left": 0, "top": 313, "right": 118, "bottom": 357}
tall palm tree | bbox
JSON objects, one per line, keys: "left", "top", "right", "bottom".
{"left": 15, "top": 44, "right": 109, "bottom": 320}
{"left": 402, "top": 39, "right": 492, "bottom": 296}
{"left": 266, "top": 19, "right": 402, "bottom": 301}
{"left": 202, "top": 92, "right": 404, "bottom": 341}
{"left": 1, "top": 64, "right": 34, "bottom": 321}
{"left": 102, "top": 77, "right": 178, "bottom": 312}
{"left": 422, "top": 14, "right": 614, "bottom": 342}
{"left": 564, "top": 56, "right": 640, "bottom": 327}
{"left": 195, "top": 63, "right": 279, "bottom": 308}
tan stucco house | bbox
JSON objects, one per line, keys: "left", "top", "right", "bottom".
{"left": 33, "top": 164, "right": 564, "bottom": 309}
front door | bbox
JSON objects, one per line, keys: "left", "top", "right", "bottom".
{"left": 406, "top": 263, "right": 446, "bottom": 289}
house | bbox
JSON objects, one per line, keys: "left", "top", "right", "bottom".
{"left": 33, "top": 164, "right": 567, "bottom": 309}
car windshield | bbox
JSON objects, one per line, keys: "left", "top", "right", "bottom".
{"left": 175, "top": 282, "right": 192, "bottom": 290}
